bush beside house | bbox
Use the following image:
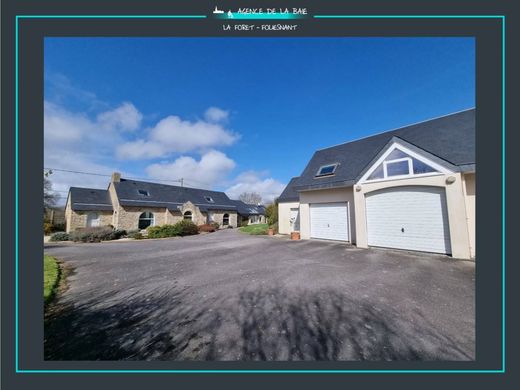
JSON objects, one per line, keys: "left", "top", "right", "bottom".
{"left": 49, "top": 232, "right": 70, "bottom": 242}
{"left": 265, "top": 201, "right": 279, "bottom": 234}
{"left": 146, "top": 220, "right": 199, "bottom": 238}
{"left": 69, "top": 226, "right": 127, "bottom": 243}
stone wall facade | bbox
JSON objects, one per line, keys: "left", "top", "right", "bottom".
{"left": 65, "top": 208, "right": 113, "bottom": 233}
{"left": 66, "top": 179, "right": 239, "bottom": 231}
{"left": 115, "top": 206, "right": 168, "bottom": 231}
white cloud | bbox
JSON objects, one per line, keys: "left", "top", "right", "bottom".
{"left": 145, "top": 150, "right": 236, "bottom": 189}
{"left": 225, "top": 171, "right": 286, "bottom": 204}
{"left": 116, "top": 114, "right": 239, "bottom": 160}
{"left": 204, "top": 106, "right": 229, "bottom": 123}
{"left": 97, "top": 102, "right": 142, "bottom": 131}
{"left": 44, "top": 101, "right": 145, "bottom": 204}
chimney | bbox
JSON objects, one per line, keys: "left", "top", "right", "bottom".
{"left": 111, "top": 172, "right": 121, "bottom": 182}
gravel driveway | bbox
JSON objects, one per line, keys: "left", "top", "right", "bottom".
{"left": 44, "top": 229, "right": 475, "bottom": 361}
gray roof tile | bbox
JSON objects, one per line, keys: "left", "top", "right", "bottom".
{"left": 69, "top": 188, "right": 113, "bottom": 211}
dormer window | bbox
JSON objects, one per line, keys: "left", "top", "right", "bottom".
{"left": 315, "top": 163, "right": 338, "bottom": 177}
{"left": 204, "top": 196, "right": 214, "bottom": 203}
{"left": 138, "top": 189, "right": 150, "bottom": 196}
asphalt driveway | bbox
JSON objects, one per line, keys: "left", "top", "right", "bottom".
{"left": 44, "top": 229, "right": 475, "bottom": 361}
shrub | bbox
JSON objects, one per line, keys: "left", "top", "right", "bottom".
{"left": 128, "top": 231, "right": 143, "bottom": 240}
{"left": 147, "top": 224, "right": 181, "bottom": 239}
{"left": 198, "top": 224, "right": 216, "bottom": 233}
{"left": 109, "top": 229, "right": 127, "bottom": 240}
{"left": 265, "top": 202, "right": 278, "bottom": 226}
{"left": 174, "top": 220, "right": 199, "bottom": 236}
{"left": 44, "top": 222, "right": 54, "bottom": 235}
{"left": 269, "top": 222, "right": 279, "bottom": 234}
{"left": 49, "top": 232, "right": 70, "bottom": 242}
{"left": 70, "top": 226, "right": 114, "bottom": 243}
{"left": 210, "top": 221, "right": 220, "bottom": 230}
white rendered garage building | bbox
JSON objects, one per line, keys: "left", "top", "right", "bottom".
{"left": 278, "top": 109, "right": 475, "bottom": 259}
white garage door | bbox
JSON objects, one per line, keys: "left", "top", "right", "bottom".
{"left": 310, "top": 202, "right": 349, "bottom": 242}
{"left": 365, "top": 186, "right": 451, "bottom": 254}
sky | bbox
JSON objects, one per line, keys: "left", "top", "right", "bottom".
{"left": 44, "top": 37, "right": 475, "bottom": 204}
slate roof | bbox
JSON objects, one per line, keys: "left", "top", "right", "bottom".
{"left": 113, "top": 179, "right": 238, "bottom": 212}
{"left": 230, "top": 200, "right": 266, "bottom": 216}
{"left": 69, "top": 187, "right": 113, "bottom": 211}
{"left": 278, "top": 109, "right": 475, "bottom": 199}
{"left": 277, "top": 177, "right": 301, "bottom": 202}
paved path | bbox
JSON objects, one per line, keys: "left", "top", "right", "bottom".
{"left": 44, "top": 229, "right": 475, "bottom": 361}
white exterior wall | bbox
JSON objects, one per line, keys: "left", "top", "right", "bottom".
{"left": 299, "top": 187, "right": 356, "bottom": 243}
{"left": 278, "top": 202, "right": 300, "bottom": 234}
{"left": 463, "top": 173, "right": 476, "bottom": 258}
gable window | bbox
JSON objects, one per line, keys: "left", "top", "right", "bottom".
{"left": 315, "top": 163, "right": 338, "bottom": 177}
{"left": 138, "top": 211, "right": 154, "bottom": 229}
{"left": 183, "top": 211, "right": 192, "bottom": 221}
{"left": 138, "top": 189, "right": 150, "bottom": 196}
{"left": 366, "top": 147, "right": 440, "bottom": 182}
{"left": 204, "top": 196, "right": 214, "bottom": 203}
{"left": 223, "top": 213, "right": 229, "bottom": 226}
{"left": 385, "top": 158, "right": 411, "bottom": 177}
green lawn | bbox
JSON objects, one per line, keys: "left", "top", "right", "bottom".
{"left": 44, "top": 255, "right": 60, "bottom": 304}
{"left": 238, "top": 223, "right": 269, "bottom": 235}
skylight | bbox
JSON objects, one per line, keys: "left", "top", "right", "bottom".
{"left": 315, "top": 163, "right": 338, "bottom": 177}
{"left": 205, "top": 196, "right": 214, "bottom": 203}
{"left": 137, "top": 189, "right": 150, "bottom": 196}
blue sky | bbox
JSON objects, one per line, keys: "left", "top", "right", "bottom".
{"left": 44, "top": 37, "right": 475, "bottom": 203}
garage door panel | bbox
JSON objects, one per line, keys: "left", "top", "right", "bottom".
{"left": 310, "top": 203, "right": 349, "bottom": 242}
{"left": 366, "top": 186, "right": 451, "bottom": 254}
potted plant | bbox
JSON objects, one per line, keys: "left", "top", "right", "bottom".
{"left": 268, "top": 227, "right": 275, "bottom": 236}
{"left": 290, "top": 231, "right": 300, "bottom": 240}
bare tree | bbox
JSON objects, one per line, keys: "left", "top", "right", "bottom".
{"left": 44, "top": 171, "right": 59, "bottom": 209}
{"left": 239, "top": 192, "right": 262, "bottom": 205}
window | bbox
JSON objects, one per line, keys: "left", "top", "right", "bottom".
{"left": 138, "top": 212, "right": 154, "bottom": 229}
{"left": 315, "top": 163, "right": 338, "bottom": 177}
{"left": 204, "top": 196, "right": 214, "bottom": 203}
{"left": 183, "top": 211, "right": 192, "bottom": 221}
{"left": 412, "top": 158, "right": 437, "bottom": 174}
{"left": 138, "top": 189, "right": 150, "bottom": 196}
{"left": 223, "top": 213, "right": 229, "bottom": 226}
{"left": 367, "top": 163, "right": 384, "bottom": 180}
{"left": 366, "top": 147, "right": 440, "bottom": 182}
{"left": 87, "top": 212, "right": 100, "bottom": 227}
{"left": 385, "top": 159, "right": 410, "bottom": 177}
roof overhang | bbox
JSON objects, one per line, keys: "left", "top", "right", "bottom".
{"left": 295, "top": 180, "right": 355, "bottom": 193}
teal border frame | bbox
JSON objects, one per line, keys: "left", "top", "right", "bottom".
{"left": 14, "top": 13, "right": 506, "bottom": 374}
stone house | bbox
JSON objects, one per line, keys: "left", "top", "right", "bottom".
{"left": 65, "top": 173, "right": 260, "bottom": 232}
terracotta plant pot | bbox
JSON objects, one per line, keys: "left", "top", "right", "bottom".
{"left": 268, "top": 228, "right": 275, "bottom": 236}
{"left": 290, "top": 231, "right": 300, "bottom": 240}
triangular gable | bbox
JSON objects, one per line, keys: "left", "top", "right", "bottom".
{"left": 357, "top": 137, "right": 455, "bottom": 184}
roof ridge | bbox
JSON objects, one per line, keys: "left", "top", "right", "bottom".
{"left": 315, "top": 107, "right": 475, "bottom": 152}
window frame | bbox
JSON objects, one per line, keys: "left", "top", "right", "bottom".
{"left": 383, "top": 157, "right": 413, "bottom": 178}
{"left": 138, "top": 211, "right": 155, "bottom": 229}
{"left": 86, "top": 212, "right": 100, "bottom": 227}
{"left": 183, "top": 211, "right": 193, "bottom": 221}
{"left": 359, "top": 143, "right": 451, "bottom": 185}
{"left": 315, "top": 163, "right": 339, "bottom": 178}
{"left": 222, "top": 213, "right": 230, "bottom": 226}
